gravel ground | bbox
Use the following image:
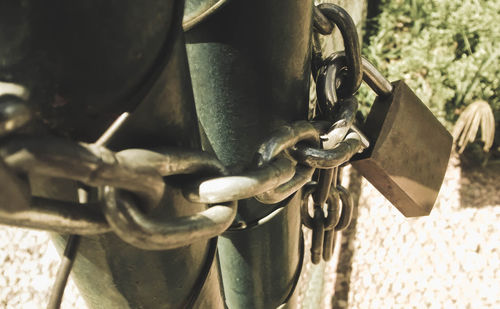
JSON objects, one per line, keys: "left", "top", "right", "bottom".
{"left": 335, "top": 154, "right": 500, "bottom": 309}
{"left": 0, "top": 154, "right": 498, "bottom": 308}
{"left": 0, "top": 228, "right": 85, "bottom": 308}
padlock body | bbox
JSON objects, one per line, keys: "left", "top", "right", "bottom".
{"left": 351, "top": 80, "right": 452, "bottom": 217}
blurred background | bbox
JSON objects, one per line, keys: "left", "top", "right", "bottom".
{"left": 1, "top": 0, "right": 499, "bottom": 308}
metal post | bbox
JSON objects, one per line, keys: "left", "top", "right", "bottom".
{"left": 184, "top": 1, "right": 313, "bottom": 307}
{"left": 1, "top": 1, "right": 224, "bottom": 308}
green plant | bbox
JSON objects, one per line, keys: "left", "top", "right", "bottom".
{"left": 453, "top": 100, "right": 495, "bottom": 153}
{"left": 359, "top": 0, "right": 500, "bottom": 143}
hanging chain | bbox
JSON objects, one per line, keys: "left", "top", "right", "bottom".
{"left": 295, "top": 3, "right": 368, "bottom": 264}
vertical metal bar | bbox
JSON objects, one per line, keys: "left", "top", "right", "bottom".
{"left": 46, "top": 187, "right": 87, "bottom": 309}
{"left": 185, "top": 1, "right": 313, "bottom": 307}
{"left": 0, "top": 1, "right": 225, "bottom": 308}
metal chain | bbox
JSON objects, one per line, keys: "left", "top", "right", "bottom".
{"left": 300, "top": 177, "right": 354, "bottom": 264}
{"left": 0, "top": 5, "right": 381, "bottom": 309}
{"left": 297, "top": 3, "right": 367, "bottom": 264}
{"left": 0, "top": 100, "right": 364, "bottom": 246}
{"left": 0, "top": 3, "right": 367, "bottom": 260}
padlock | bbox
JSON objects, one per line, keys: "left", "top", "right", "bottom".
{"left": 350, "top": 57, "right": 452, "bottom": 217}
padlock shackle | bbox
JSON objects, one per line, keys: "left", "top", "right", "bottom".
{"left": 361, "top": 57, "right": 393, "bottom": 97}
{"left": 320, "top": 53, "right": 393, "bottom": 103}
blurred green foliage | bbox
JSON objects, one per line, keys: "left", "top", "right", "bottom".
{"left": 359, "top": 0, "right": 500, "bottom": 135}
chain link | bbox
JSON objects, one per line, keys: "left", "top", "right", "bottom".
{"left": 300, "top": 179, "right": 354, "bottom": 264}
{"left": 102, "top": 187, "right": 237, "bottom": 250}
{"left": 313, "top": 3, "right": 362, "bottom": 96}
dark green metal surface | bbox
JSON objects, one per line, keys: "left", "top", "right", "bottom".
{"left": 184, "top": 0, "right": 313, "bottom": 307}
{"left": 1, "top": 1, "right": 225, "bottom": 308}
{"left": 218, "top": 195, "right": 303, "bottom": 309}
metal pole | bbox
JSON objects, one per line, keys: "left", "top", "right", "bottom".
{"left": 184, "top": 1, "right": 313, "bottom": 307}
